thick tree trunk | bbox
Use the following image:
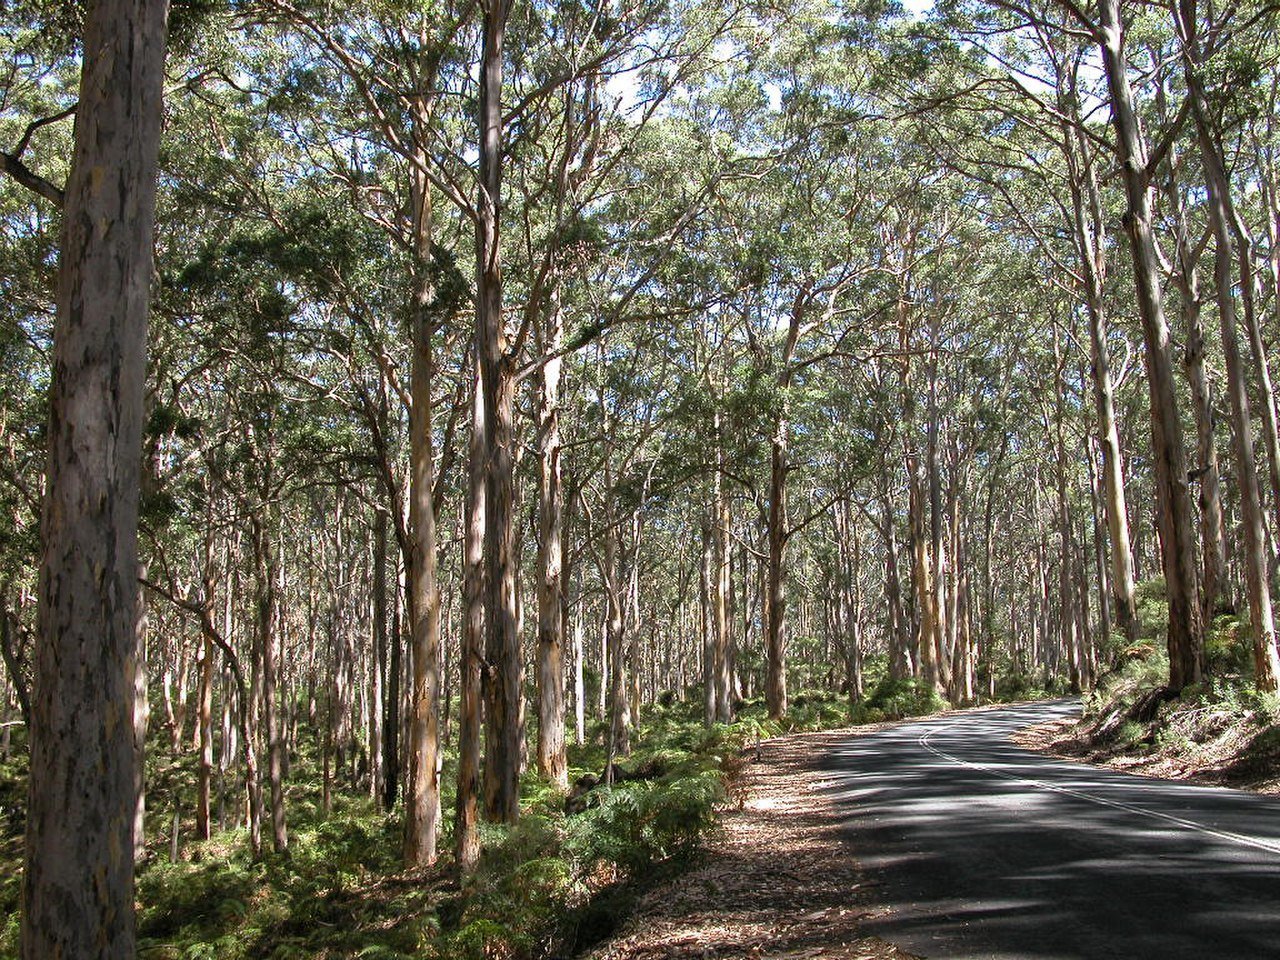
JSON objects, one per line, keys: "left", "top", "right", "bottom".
{"left": 21, "top": 2, "right": 168, "bottom": 952}
{"left": 713, "top": 444, "right": 733, "bottom": 722}
{"left": 535, "top": 301, "right": 568, "bottom": 789}
{"left": 700, "top": 521, "right": 715, "bottom": 725}
{"left": 604, "top": 513, "right": 631, "bottom": 758}
{"left": 1096, "top": 0, "right": 1203, "bottom": 689}
{"left": 925, "top": 347, "right": 952, "bottom": 698}
{"left": 909, "top": 465, "right": 938, "bottom": 690}
{"left": 372, "top": 508, "right": 388, "bottom": 807}
{"left": 455, "top": 359, "right": 485, "bottom": 870}
{"left": 1162, "top": 144, "right": 1229, "bottom": 621}
{"left": 1174, "top": 10, "right": 1280, "bottom": 690}
{"left": 765, "top": 302, "right": 804, "bottom": 719}
{"left": 1064, "top": 117, "right": 1139, "bottom": 641}
{"left": 477, "top": 0, "right": 522, "bottom": 825}
{"left": 765, "top": 432, "right": 789, "bottom": 719}
{"left": 403, "top": 147, "right": 443, "bottom": 866}
{"left": 879, "top": 475, "right": 911, "bottom": 680}
{"left": 196, "top": 629, "right": 214, "bottom": 841}
{"left": 254, "top": 515, "right": 288, "bottom": 855}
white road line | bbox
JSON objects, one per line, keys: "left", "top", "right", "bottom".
{"left": 916, "top": 717, "right": 1280, "bottom": 858}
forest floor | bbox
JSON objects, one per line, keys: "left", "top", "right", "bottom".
{"left": 579, "top": 726, "right": 920, "bottom": 960}
{"left": 1013, "top": 701, "right": 1280, "bottom": 796}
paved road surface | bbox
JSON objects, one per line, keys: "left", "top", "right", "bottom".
{"left": 819, "top": 700, "right": 1280, "bottom": 959}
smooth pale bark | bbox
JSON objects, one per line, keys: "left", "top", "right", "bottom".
{"left": 603, "top": 512, "right": 631, "bottom": 758}
{"left": 372, "top": 508, "right": 388, "bottom": 807}
{"left": 476, "top": 0, "right": 522, "bottom": 825}
{"left": 878, "top": 474, "right": 911, "bottom": 680}
{"left": 253, "top": 515, "right": 288, "bottom": 855}
{"left": 1176, "top": 216, "right": 1228, "bottom": 619}
{"left": 535, "top": 301, "right": 568, "bottom": 789}
{"left": 1051, "top": 338, "right": 1083, "bottom": 695}
{"left": 954, "top": 520, "right": 975, "bottom": 703}
{"left": 1095, "top": 0, "right": 1204, "bottom": 689}
{"left": 403, "top": 144, "right": 443, "bottom": 866}
{"left": 135, "top": 564, "right": 154, "bottom": 869}
{"left": 765, "top": 301, "right": 804, "bottom": 719}
{"left": 1233, "top": 224, "right": 1280, "bottom": 550}
{"left": 196, "top": 627, "right": 214, "bottom": 840}
{"left": 571, "top": 610, "right": 585, "bottom": 745}
{"left": 1153, "top": 66, "right": 1228, "bottom": 621}
{"left": 21, "top": 4, "right": 167, "bottom": 951}
{"left": 909, "top": 465, "right": 938, "bottom": 690}
{"left": 712, "top": 437, "right": 733, "bottom": 722}
{"left": 925, "top": 341, "right": 952, "bottom": 698}
{"left": 1173, "top": 5, "right": 1280, "bottom": 690}
{"left": 1062, "top": 115, "right": 1139, "bottom": 641}
{"left": 700, "top": 521, "right": 715, "bottom": 725}
{"left": 899, "top": 290, "right": 938, "bottom": 691}
{"left": 455, "top": 359, "right": 485, "bottom": 870}
{"left": 626, "top": 520, "right": 644, "bottom": 726}
{"left": 1258, "top": 142, "right": 1280, "bottom": 540}
{"left": 1082, "top": 429, "right": 1114, "bottom": 645}
{"left": 834, "top": 499, "right": 864, "bottom": 707}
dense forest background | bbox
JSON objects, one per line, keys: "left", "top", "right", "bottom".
{"left": 5, "top": 0, "right": 1280, "bottom": 955}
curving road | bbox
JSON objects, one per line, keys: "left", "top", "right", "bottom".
{"left": 817, "top": 699, "right": 1280, "bottom": 959}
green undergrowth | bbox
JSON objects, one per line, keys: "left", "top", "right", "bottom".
{"left": 0, "top": 690, "right": 863, "bottom": 960}
{"left": 1080, "top": 614, "right": 1280, "bottom": 783}
{"left": 0, "top": 670, "right": 1065, "bottom": 959}
{"left": 851, "top": 675, "right": 946, "bottom": 723}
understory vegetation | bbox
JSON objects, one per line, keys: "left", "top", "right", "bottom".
{"left": 0, "top": 687, "right": 863, "bottom": 960}
{"left": 1072, "top": 610, "right": 1280, "bottom": 789}
{"left": 0, "top": 663, "right": 1066, "bottom": 960}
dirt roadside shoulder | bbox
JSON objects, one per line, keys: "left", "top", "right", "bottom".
{"left": 1011, "top": 712, "right": 1280, "bottom": 796}
{"left": 579, "top": 728, "right": 919, "bottom": 960}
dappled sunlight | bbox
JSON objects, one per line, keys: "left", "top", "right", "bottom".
{"left": 819, "top": 701, "right": 1280, "bottom": 959}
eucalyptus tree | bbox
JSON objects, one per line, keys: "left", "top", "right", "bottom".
{"left": 930, "top": 0, "right": 1154, "bottom": 649}
{"left": 1169, "top": 0, "right": 1280, "bottom": 689}
{"left": 1084, "top": 0, "right": 1204, "bottom": 688}
{"left": 18, "top": 0, "right": 168, "bottom": 954}
{"left": 244, "top": 0, "right": 480, "bottom": 861}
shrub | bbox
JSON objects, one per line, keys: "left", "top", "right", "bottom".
{"left": 855, "top": 676, "right": 945, "bottom": 722}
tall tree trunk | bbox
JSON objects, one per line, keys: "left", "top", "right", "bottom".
{"left": 403, "top": 135, "right": 443, "bottom": 866}
{"left": 535, "top": 301, "right": 568, "bottom": 789}
{"left": 765, "top": 299, "right": 804, "bottom": 719}
{"left": 1063, "top": 114, "right": 1140, "bottom": 641}
{"left": 926, "top": 338, "right": 952, "bottom": 698}
{"left": 1161, "top": 140, "right": 1229, "bottom": 621}
{"left": 1174, "top": 8, "right": 1280, "bottom": 689}
{"left": 196, "top": 626, "right": 214, "bottom": 841}
{"left": 455, "top": 359, "right": 485, "bottom": 870}
{"left": 372, "top": 507, "right": 388, "bottom": 807}
{"left": 253, "top": 514, "right": 288, "bottom": 855}
{"left": 1096, "top": 0, "right": 1204, "bottom": 689}
{"left": 383, "top": 554, "right": 401, "bottom": 811}
{"left": 604, "top": 512, "right": 631, "bottom": 757}
{"left": 477, "top": 0, "right": 522, "bottom": 825}
{"left": 21, "top": 1, "right": 167, "bottom": 952}
{"left": 572, "top": 609, "right": 585, "bottom": 745}
{"left": 713, "top": 437, "right": 733, "bottom": 722}
{"left": 879, "top": 473, "right": 911, "bottom": 679}
{"left": 700, "top": 520, "right": 715, "bottom": 725}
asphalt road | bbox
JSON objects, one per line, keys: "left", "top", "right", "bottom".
{"left": 818, "top": 699, "right": 1280, "bottom": 959}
